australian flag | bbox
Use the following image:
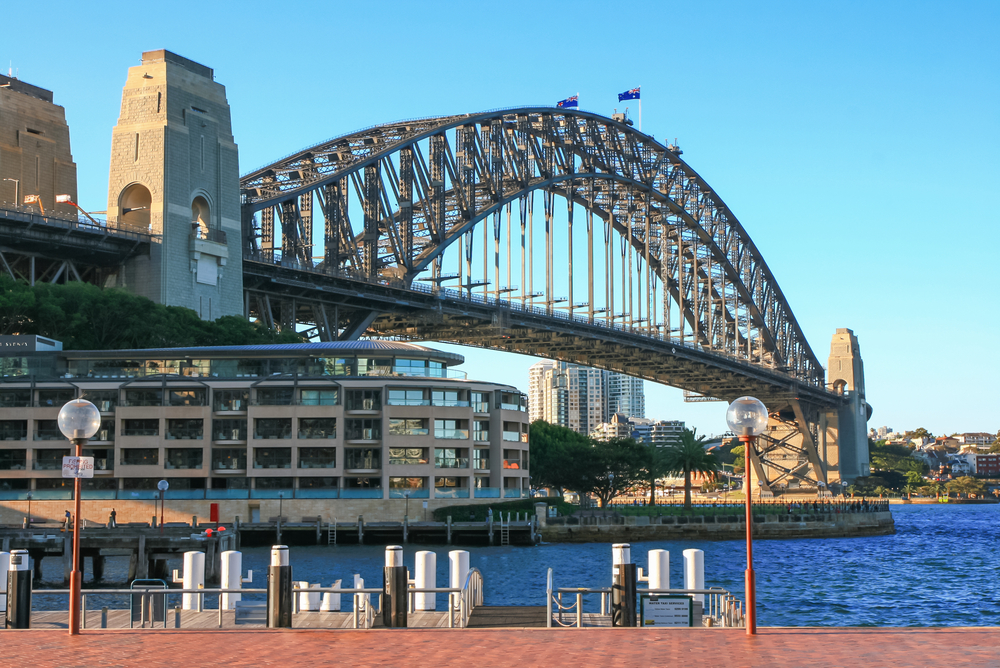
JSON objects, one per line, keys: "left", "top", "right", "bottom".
{"left": 557, "top": 95, "right": 579, "bottom": 108}
{"left": 618, "top": 87, "right": 640, "bottom": 102}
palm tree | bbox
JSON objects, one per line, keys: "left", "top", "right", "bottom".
{"left": 643, "top": 443, "right": 673, "bottom": 506}
{"left": 902, "top": 483, "right": 916, "bottom": 500}
{"left": 660, "top": 428, "right": 720, "bottom": 510}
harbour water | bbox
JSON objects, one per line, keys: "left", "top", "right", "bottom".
{"left": 39, "top": 504, "right": 999, "bottom": 626}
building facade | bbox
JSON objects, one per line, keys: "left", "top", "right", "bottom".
{"left": 0, "top": 338, "right": 530, "bottom": 521}
{"left": 527, "top": 360, "right": 644, "bottom": 435}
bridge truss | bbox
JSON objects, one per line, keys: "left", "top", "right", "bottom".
{"left": 234, "top": 107, "right": 845, "bottom": 493}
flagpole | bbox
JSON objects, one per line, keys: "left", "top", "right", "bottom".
{"left": 638, "top": 86, "right": 642, "bottom": 131}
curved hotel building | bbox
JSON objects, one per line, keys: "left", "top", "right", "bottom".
{"left": 0, "top": 337, "right": 530, "bottom": 523}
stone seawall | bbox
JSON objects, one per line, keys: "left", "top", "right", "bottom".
{"left": 540, "top": 511, "right": 895, "bottom": 543}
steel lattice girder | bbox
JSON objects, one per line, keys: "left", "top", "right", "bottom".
{"left": 240, "top": 107, "right": 829, "bottom": 395}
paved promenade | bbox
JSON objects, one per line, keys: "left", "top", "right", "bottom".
{"left": 2, "top": 627, "right": 999, "bottom": 667}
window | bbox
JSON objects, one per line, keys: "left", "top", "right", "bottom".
{"left": 471, "top": 391, "right": 490, "bottom": 413}
{"left": 344, "top": 476, "right": 380, "bottom": 489}
{"left": 254, "top": 418, "right": 292, "bottom": 440}
{"left": 473, "top": 420, "right": 490, "bottom": 441}
{"left": 0, "top": 390, "right": 30, "bottom": 408}
{"left": 357, "top": 358, "right": 393, "bottom": 376}
{"left": 256, "top": 477, "right": 293, "bottom": 490}
{"left": 35, "top": 478, "right": 72, "bottom": 491}
{"left": 167, "top": 389, "right": 206, "bottom": 407}
{"left": 34, "top": 420, "right": 62, "bottom": 441}
{"left": 389, "top": 477, "right": 425, "bottom": 489}
{"left": 123, "top": 419, "right": 159, "bottom": 437}
{"left": 435, "top": 476, "right": 467, "bottom": 488}
{"left": 298, "top": 418, "right": 336, "bottom": 439}
{"left": 256, "top": 387, "right": 294, "bottom": 406}
{"left": 344, "top": 447, "right": 381, "bottom": 469}
{"left": 212, "top": 419, "right": 247, "bottom": 441}
{"left": 393, "top": 359, "right": 428, "bottom": 376}
{"left": 84, "top": 390, "right": 119, "bottom": 412}
{"left": 212, "top": 448, "right": 247, "bottom": 471}
{"left": 253, "top": 447, "right": 292, "bottom": 469}
{"left": 473, "top": 448, "right": 490, "bottom": 470}
{"left": 125, "top": 389, "right": 162, "bottom": 407}
{"left": 434, "top": 419, "right": 469, "bottom": 440}
{"left": 83, "top": 448, "right": 113, "bottom": 471}
{"left": 38, "top": 389, "right": 75, "bottom": 407}
{"left": 432, "top": 389, "right": 468, "bottom": 407}
{"left": 345, "top": 389, "right": 381, "bottom": 411}
{"left": 387, "top": 388, "right": 428, "bottom": 406}
{"left": 93, "top": 419, "right": 115, "bottom": 442}
{"left": 213, "top": 389, "right": 248, "bottom": 412}
{"left": 300, "top": 388, "right": 338, "bottom": 406}
{"left": 389, "top": 448, "right": 428, "bottom": 465}
{"left": 165, "top": 448, "right": 204, "bottom": 469}
{"left": 121, "top": 478, "right": 159, "bottom": 490}
{"left": 299, "top": 477, "right": 338, "bottom": 489}
{"left": 345, "top": 419, "right": 381, "bottom": 441}
{"left": 298, "top": 447, "right": 336, "bottom": 469}
{"left": 435, "top": 448, "right": 469, "bottom": 468}
{"left": 475, "top": 476, "right": 490, "bottom": 489}
{"left": 83, "top": 477, "right": 117, "bottom": 490}
{"left": 500, "top": 392, "right": 526, "bottom": 411}
{"left": 389, "top": 418, "right": 428, "bottom": 436}
{"left": 503, "top": 449, "right": 522, "bottom": 469}
{"left": 0, "top": 421, "right": 27, "bottom": 441}
{"left": 166, "top": 419, "right": 204, "bottom": 440}
{"left": 0, "top": 449, "right": 26, "bottom": 470}
{"left": 121, "top": 448, "right": 159, "bottom": 466}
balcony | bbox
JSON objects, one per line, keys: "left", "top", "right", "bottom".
{"left": 213, "top": 427, "right": 248, "bottom": 442}
{"left": 502, "top": 431, "right": 521, "bottom": 442}
{"left": 473, "top": 458, "right": 490, "bottom": 470}
{"left": 473, "top": 430, "right": 490, "bottom": 442}
{"left": 435, "top": 429, "right": 469, "bottom": 440}
{"left": 165, "top": 427, "right": 204, "bottom": 440}
{"left": 254, "top": 428, "right": 292, "bottom": 440}
{"left": 431, "top": 399, "right": 470, "bottom": 408}
{"left": 121, "top": 428, "right": 158, "bottom": 437}
{"left": 33, "top": 428, "right": 64, "bottom": 441}
{"left": 344, "top": 450, "right": 381, "bottom": 472}
{"left": 435, "top": 457, "right": 469, "bottom": 469}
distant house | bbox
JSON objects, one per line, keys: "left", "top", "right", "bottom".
{"left": 959, "top": 433, "right": 995, "bottom": 447}
{"left": 935, "top": 436, "right": 962, "bottom": 452}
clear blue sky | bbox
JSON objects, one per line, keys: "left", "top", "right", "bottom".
{"left": 4, "top": 0, "right": 997, "bottom": 436}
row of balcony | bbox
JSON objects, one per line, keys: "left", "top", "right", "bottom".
{"left": 0, "top": 487, "right": 531, "bottom": 501}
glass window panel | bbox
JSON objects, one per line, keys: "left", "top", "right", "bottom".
{"left": 0, "top": 421, "right": 28, "bottom": 441}
{"left": 165, "top": 448, "right": 204, "bottom": 469}
{"left": 345, "top": 419, "right": 381, "bottom": 440}
{"left": 213, "top": 390, "right": 248, "bottom": 411}
{"left": 0, "top": 449, "right": 27, "bottom": 470}
{"left": 389, "top": 447, "right": 428, "bottom": 465}
{"left": 212, "top": 448, "right": 247, "bottom": 471}
{"left": 298, "top": 447, "right": 336, "bottom": 469}
{"left": 298, "top": 418, "right": 337, "bottom": 439}
{"left": 253, "top": 447, "right": 292, "bottom": 468}
{"left": 121, "top": 448, "right": 159, "bottom": 466}
{"left": 254, "top": 418, "right": 292, "bottom": 440}
{"left": 122, "top": 419, "right": 159, "bottom": 436}
{"left": 212, "top": 419, "right": 247, "bottom": 441}
{"left": 166, "top": 419, "right": 204, "bottom": 440}
{"left": 344, "top": 448, "right": 381, "bottom": 469}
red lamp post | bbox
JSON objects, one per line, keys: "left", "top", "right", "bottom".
{"left": 726, "top": 396, "right": 768, "bottom": 637}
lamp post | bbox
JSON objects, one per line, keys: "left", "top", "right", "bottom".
{"left": 726, "top": 396, "right": 768, "bottom": 637}
{"left": 57, "top": 398, "right": 101, "bottom": 637}
{"left": 26, "top": 491, "right": 32, "bottom": 527}
{"left": 404, "top": 490, "right": 411, "bottom": 519}
{"left": 157, "top": 480, "right": 169, "bottom": 533}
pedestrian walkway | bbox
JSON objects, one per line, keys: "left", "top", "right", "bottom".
{"left": 1, "top": 627, "right": 998, "bottom": 667}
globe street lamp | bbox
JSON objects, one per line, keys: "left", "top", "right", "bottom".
{"left": 57, "top": 398, "right": 101, "bottom": 637}
{"left": 726, "top": 396, "right": 768, "bottom": 637}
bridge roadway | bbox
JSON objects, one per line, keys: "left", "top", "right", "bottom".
{"left": 244, "top": 255, "right": 841, "bottom": 408}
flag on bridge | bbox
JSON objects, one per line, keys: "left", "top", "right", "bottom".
{"left": 557, "top": 95, "right": 579, "bottom": 108}
{"left": 618, "top": 87, "right": 640, "bottom": 102}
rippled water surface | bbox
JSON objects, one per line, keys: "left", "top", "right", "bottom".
{"left": 45, "top": 505, "right": 1000, "bottom": 626}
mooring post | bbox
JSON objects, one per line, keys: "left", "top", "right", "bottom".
{"left": 446, "top": 516, "right": 452, "bottom": 545}
{"left": 358, "top": 515, "right": 364, "bottom": 545}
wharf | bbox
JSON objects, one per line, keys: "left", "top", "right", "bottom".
{"left": 1, "top": 627, "right": 997, "bottom": 667}
{"left": 239, "top": 518, "right": 537, "bottom": 547}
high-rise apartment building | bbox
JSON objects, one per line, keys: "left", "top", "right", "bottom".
{"left": 528, "top": 361, "right": 644, "bottom": 434}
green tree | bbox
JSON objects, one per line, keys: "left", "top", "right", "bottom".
{"left": 527, "top": 420, "right": 595, "bottom": 495}
{"left": 905, "top": 470, "right": 924, "bottom": 485}
{"left": 588, "top": 438, "right": 648, "bottom": 508}
{"left": 641, "top": 443, "right": 673, "bottom": 506}
{"left": 947, "top": 476, "right": 986, "bottom": 498}
{"left": 659, "top": 428, "right": 720, "bottom": 510}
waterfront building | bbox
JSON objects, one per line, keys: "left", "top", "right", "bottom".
{"left": 591, "top": 415, "right": 684, "bottom": 446}
{"left": 527, "top": 360, "right": 643, "bottom": 435}
{"left": 0, "top": 336, "right": 530, "bottom": 522}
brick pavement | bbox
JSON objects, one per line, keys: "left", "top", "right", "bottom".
{"left": 2, "top": 627, "right": 998, "bottom": 667}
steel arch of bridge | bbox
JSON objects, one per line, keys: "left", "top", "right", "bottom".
{"left": 241, "top": 107, "right": 826, "bottom": 392}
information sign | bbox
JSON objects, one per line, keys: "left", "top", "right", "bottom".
{"left": 640, "top": 595, "right": 693, "bottom": 627}
{"left": 62, "top": 456, "right": 95, "bottom": 478}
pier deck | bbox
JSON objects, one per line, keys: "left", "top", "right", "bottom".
{"left": 0, "top": 627, "right": 997, "bottom": 667}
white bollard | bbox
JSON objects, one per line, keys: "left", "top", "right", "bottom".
{"left": 181, "top": 551, "right": 206, "bottom": 611}
{"left": 0, "top": 550, "right": 8, "bottom": 610}
{"left": 220, "top": 550, "right": 245, "bottom": 610}
{"left": 385, "top": 545, "right": 403, "bottom": 567}
{"left": 612, "top": 543, "right": 631, "bottom": 583}
{"left": 415, "top": 550, "right": 437, "bottom": 611}
{"left": 648, "top": 549, "right": 670, "bottom": 590}
{"left": 320, "top": 579, "right": 342, "bottom": 612}
{"left": 448, "top": 550, "right": 469, "bottom": 609}
{"left": 683, "top": 548, "right": 705, "bottom": 605}
{"left": 354, "top": 573, "right": 368, "bottom": 611}
{"left": 298, "top": 581, "right": 321, "bottom": 611}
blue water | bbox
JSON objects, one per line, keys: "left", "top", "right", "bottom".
{"left": 40, "top": 505, "right": 1000, "bottom": 626}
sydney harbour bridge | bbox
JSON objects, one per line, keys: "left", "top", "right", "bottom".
{"left": 0, "top": 56, "right": 869, "bottom": 495}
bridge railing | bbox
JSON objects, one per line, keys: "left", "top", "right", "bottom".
{"left": 0, "top": 205, "right": 159, "bottom": 244}
{"left": 245, "top": 251, "right": 826, "bottom": 391}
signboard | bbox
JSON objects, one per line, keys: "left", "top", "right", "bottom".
{"left": 62, "top": 456, "right": 95, "bottom": 478}
{"left": 640, "top": 595, "right": 693, "bottom": 627}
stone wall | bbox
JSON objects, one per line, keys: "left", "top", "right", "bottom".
{"left": 0, "top": 495, "right": 500, "bottom": 526}
{"left": 540, "top": 511, "right": 895, "bottom": 542}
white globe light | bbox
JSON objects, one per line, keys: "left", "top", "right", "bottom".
{"left": 726, "top": 396, "right": 768, "bottom": 437}
{"left": 57, "top": 398, "right": 101, "bottom": 440}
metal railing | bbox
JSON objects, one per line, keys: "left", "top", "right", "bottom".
{"left": 544, "top": 568, "right": 744, "bottom": 628}
{"left": 29, "top": 567, "right": 485, "bottom": 630}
